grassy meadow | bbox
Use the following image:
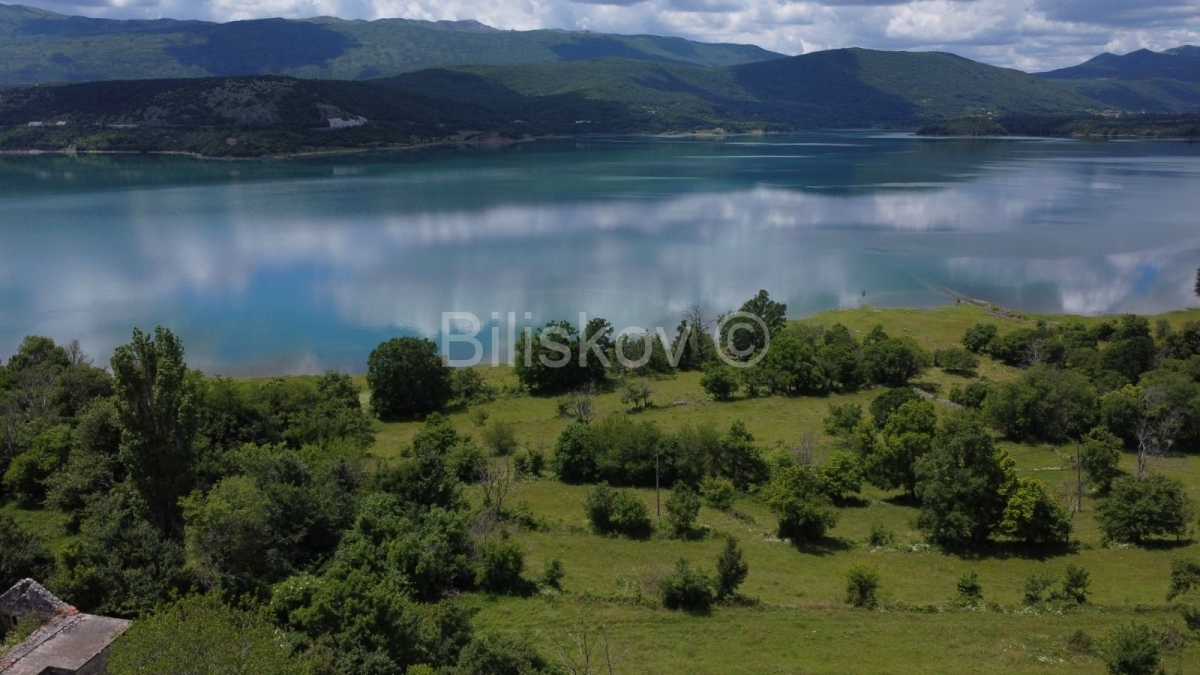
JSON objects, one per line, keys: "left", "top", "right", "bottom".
{"left": 9, "top": 302, "right": 1200, "bottom": 673}
{"left": 359, "top": 303, "right": 1200, "bottom": 674}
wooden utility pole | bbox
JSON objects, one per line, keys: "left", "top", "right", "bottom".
{"left": 655, "top": 445, "right": 661, "bottom": 520}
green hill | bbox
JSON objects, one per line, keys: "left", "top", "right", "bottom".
{"left": 0, "top": 3, "right": 781, "bottom": 85}
{"left": 1038, "top": 46, "right": 1200, "bottom": 112}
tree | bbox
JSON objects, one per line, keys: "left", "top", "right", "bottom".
{"left": 722, "top": 290, "right": 786, "bottom": 360}
{"left": 1166, "top": 558, "right": 1200, "bottom": 601}
{"left": 0, "top": 513, "right": 53, "bottom": 589}
{"left": 110, "top": 326, "right": 199, "bottom": 537}
{"left": 107, "top": 594, "right": 313, "bottom": 675}
{"left": 915, "top": 412, "right": 1017, "bottom": 550}
{"left": 1096, "top": 474, "right": 1194, "bottom": 545}
{"left": 934, "top": 347, "right": 979, "bottom": 376}
{"left": 583, "top": 484, "right": 651, "bottom": 539}
{"left": 983, "top": 366, "right": 1097, "bottom": 442}
{"left": 863, "top": 330, "right": 931, "bottom": 387}
{"left": 870, "top": 399, "right": 937, "bottom": 498}
{"left": 180, "top": 475, "right": 273, "bottom": 592}
{"left": 1079, "top": 427, "right": 1123, "bottom": 494}
{"left": 962, "top": 322, "right": 998, "bottom": 353}
{"left": 714, "top": 420, "right": 768, "bottom": 490}
{"left": 869, "top": 387, "right": 921, "bottom": 429}
{"left": 552, "top": 422, "right": 596, "bottom": 484}
{"left": 619, "top": 378, "right": 654, "bottom": 410}
{"left": 672, "top": 305, "right": 717, "bottom": 371}
{"left": 761, "top": 336, "right": 826, "bottom": 395}
{"left": 764, "top": 464, "right": 837, "bottom": 544}
{"left": 514, "top": 319, "right": 612, "bottom": 394}
{"left": 665, "top": 482, "right": 701, "bottom": 535}
{"left": 367, "top": 337, "right": 451, "bottom": 421}
{"left": 453, "top": 633, "right": 556, "bottom": 675}
{"left": 820, "top": 452, "right": 863, "bottom": 502}
{"left": 823, "top": 403, "right": 863, "bottom": 438}
{"left": 700, "top": 363, "right": 739, "bottom": 401}
{"left": 999, "top": 478, "right": 1072, "bottom": 546}
{"left": 715, "top": 536, "right": 749, "bottom": 600}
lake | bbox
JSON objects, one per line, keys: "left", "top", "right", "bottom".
{"left": 2, "top": 132, "right": 1199, "bottom": 375}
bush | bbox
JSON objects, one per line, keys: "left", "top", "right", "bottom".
{"left": 1000, "top": 478, "right": 1072, "bottom": 546}
{"left": 821, "top": 452, "right": 863, "bottom": 502}
{"left": 700, "top": 476, "right": 736, "bottom": 512}
{"left": 823, "top": 403, "right": 863, "bottom": 437}
{"left": 1059, "top": 564, "right": 1091, "bottom": 605}
{"left": 476, "top": 537, "right": 526, "bottom": 594}
{"left": 1065, "top": 629, "right": 1096, "bottom": 655}
{"left": 1167, "top": 558, "right": 1200, "bottom": 601}
{"left": 955, "top": 572, "right": 984, "bottom": 606}
{"left": 451, "top": 368, "right": 496, "bottom": 406}
{"left": 934, "top": 347, "right": 980, "bottom": 376}
{"left": 866, "top": 521, "right": 895, "bottom": 548}
{"left": 552, "top": 423, "right": 596, "bottom": 484}
{"left": 962, "top": 322, "right": 998, "bottom": 353}
{"left": 1100, "top": 623, "right": 1161, "bottom": 675}
{"left": 0, "top": 514, "right": 54, "bottom": 589}
{"left": 845, "top": 565, "right": 880, "bottom": 608}
{"left": 658, "top": 558, "right": 714, "bottom": 613}
{"left": 715, "top": 537, "right": 749, "bottom": 601}
{"left": 665, "top": 483, "right": 701, "bottom": 536}
{"left": 948, "top": 381, "right": 991, "bottom": 409}
{"left": 584, "top": 484, "right": 652, "bottom": 539}
{"left": 863, "top": 334, "right": 931, "bottom": 387}
{"left": 513, "top": 448, "right": 545, "bottom": 478}
{"left": 1079, "top": 428, "right": 1123, "bottom": 494}
{"left": 764, "top": 465, "right": 838, "bottom": 544}
{"left": 367, "top": 337, "right": 451, "bottom": 421}
{"left": 470, "top": 408, "right": 490, "bottom": 427}
{"left": 700, "top": 364, "right": 739, "bottom": 401}
{"left": 451, "top": 633, "right": 556, "bottom": 675}
{"left": 870, "top": 387, "right": 921, "bottom": 429}
{"left": 481, "top": 420, "right": 519, "bottom": 457}
{"left": 1023, "top": 571, "right": 1055, "bottom": 606}
{"left": 540, "top": 558, "right": 565, "bottom": 591}
{"left": 1096, "top": 474, "right": 1195, "bottom": 545}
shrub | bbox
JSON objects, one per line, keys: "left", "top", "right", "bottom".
{"left": 452, "top": 368, "right": 496, "bottom": 406}
{"left": 1000, "top": 478, "right": 1072, "bottom": 546}
{"left": 481, "top": 420, "right": 519, "bottom": 456}
{"left": 1079, "top": 428, "right": 1123, "bottom": 494}
{"left": 700, "top": 476, "right": 736, "bottom": 512}
{"left": 948, "top": 381, "right": 991, "bottom": 409}
{"left": 584, "top": 484, "right": 652, "bottom": 539}
{"left": 821, "top": 452, "right": 863, "bottom": 502}
{"left": 934, "top": 347, "right": 980, "bottom": 376}
{"left": 0, "top": 514, "right": 54, "bottom": 589}
{"left": 866, "top": 521, "right": 895, "bottom": 548}
{"left": 513, "top": 448, "right": 546, "bottom": 478}
{"left": 715, "top": 537, "right": 749, "bottom": 601}
{"left": 451, "top": 633, "right": 555, "bottom": 675}
{"left": 823, "top": 403, "right": 863, "bottom": 437}
{"left": 476, "top": 537, "right": 526, "bottom": 594}
{"left": 658, "top": 558, "right": 714, "bottom": 613}
{"left": 552, "top": 423, "right": 596, "bottom": 484}
{"left": 1096, "top": 474, "right": 1195, "bottom": 545}
{"left": 1058, "top": 564, "right": 1091, "bottom": 605}
{"left": 845, "top": 565, "right": 880, "bottom": 608}
{"left": 1167, "top": 558, "right": 1200, "bottom": 601}
{"left": 1065, "top": 629, "right": 1096, "bottom": 655}
{"left": 1100, "top": 623, "right": 1161, "bottom": 675}
{"left": 1182, "top": 606, "right": 1200, "bottom": 633}
{"left": 870, "top": 387, "right": 921, "bottom": 429}
{"left": 665, "top": 483, "right": 701, "bottom": 536}
{"left": 962, "top": 322, "right": 998, "bottom": 353}
{"left": 540, "top": 558, "right": 565, "bottom": 591}
{"left": 700, "top": 364, "right": 739, "bottom": 401}
{"left": 956, "top": 572, "right": 983, "bottom": 606}
{"left": 470, "top": 408, "right": 490, "bottom": 427}
{"left": 1023, "top": 571, "right": 1055, "bottom": 606}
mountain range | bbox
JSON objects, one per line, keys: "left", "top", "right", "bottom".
{"left": 2, "top": 4, "right": 1200, "bottom": 155}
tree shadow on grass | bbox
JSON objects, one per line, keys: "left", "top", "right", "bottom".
{"left": 947, "top": 540, "right": 1079, "bottom": 562}
{"left": 791, "top": 537, "right": 855, "bottom": 557}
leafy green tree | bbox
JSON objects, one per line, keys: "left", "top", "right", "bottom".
{"left": 107, "top": 593, "right": 313, "bottom": 675}
{"left": 948, "top": 381, "right": 991, "bottom": 409}
{"left": 915, "top": 412, "right": 1017, "bottom": 550}
{"left": 1059, "top": 564, "right": 1091, "bottom": 605}
{"left": 820, "top": 451, "right": 863, "bottom": 502}
{"left": 475, "top": 536, "right": 527, "bottom": 594}
{"left": 0, "top": 513, "right": 53, "bottom": 589}
{"left": 2, "top": 423, "right": 71, "bottom": 507}
{"left": 513, "top": 319, "right": 612, "bottom": 394}
{"left": 870, "top": 399, "right": 937, "bottom": 498}
{"left": 715, "top": 536, "right": 748, "bottom": 600}
{"left": 714, "top": 420, "right": 768, "bottom": 490}
{"left": 551, "top": 422, "right": 596, "bottom": 484}
{"left": 863, "top": 330, "right": 931, "bottom": 387}
{"left": 764, "top": 464, "right": 837, "bottom": 544}
{"left": 762, "top": 336, "right": 826, "bottom": 395}
{"left": 700, "top": 363, "right": 740, "bottom": 401}
{"left": 722, "top": 290, "right": 787, "bottom": 360}
{"left": 583, "top": 484, "right": 652, "bottom": 539}
{"left": 983, "top": 366, "right": 1097, "bottom": 442}
{"left": 955, "top": 572, "right": 984, "bottom": 606}
{"left": 1000, "top": 477, "right": 1072, "bottom": 546}
{"left": 671, "top": 314, "right": 718, "bottom": 372}
{"left": 367, "top": 337, "right": 451, "bottom": 420}
{"left": 700, "top": 476, "right": 736, "bottom": 511}
{"left": 962, "top": 322, "right": 998, "bottom": 353}
{"left": 665, "top": 482, "right": 701, "bottom": 535}
{"left": 1100, "top": 623, "right": 1161, "bottom": 675}
{"left": 1096, "top": 474, "right": 1195, "bottom": 545}
{"left": 658, "top": 558, "right": 714, "bottom": 613}
{"left": 869, "top": 387, "right": 921, "bottom": 429}
{"left": 823, "top": 403, "right": 863, "bottom": 438}
{"left": 816, "top": 323, "right": 865, "bottom": 391}
{"left": 180, "top": 475, "right": 273, "bottom": 592}
{"left": 1102, "top": 315, "right": 1158, "bottom": 381}
{"left": 450, "top": 368, "right": 496, "bottom": 405}
{"left": 1079, "top": 427, "right": 1123, "bottom": 494}
{"left": 1166, "top": 558, "right": 1200, "bottom": 601}
{"left": 110, "top": 326, "right": 199, "bottom": 537}
{"left": 934, "top": 347, "right": 979, "bottom": 376}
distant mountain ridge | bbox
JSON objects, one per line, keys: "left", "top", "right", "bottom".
{"left": 0, "top": 3, "right": 782, "bottom": 85}
{"left": 1037, "top": 46, "right": 1200, "bottom": 112}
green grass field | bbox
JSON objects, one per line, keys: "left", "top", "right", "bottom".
{"left": 13, "top": 303, "right": 1200, "bottom": 672}
{"left": 367, "top": 303, "right": 1200, "bottom": 673}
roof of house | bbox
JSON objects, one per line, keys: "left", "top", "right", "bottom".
{"left": 0, "top": 580, "right": 131, "bottom": 675}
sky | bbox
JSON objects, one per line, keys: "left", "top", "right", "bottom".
{"left": 16, "top": 0, "right": 1200, "bottom": 71}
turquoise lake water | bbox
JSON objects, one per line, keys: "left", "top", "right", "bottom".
{"left": 2, "top": 132, "right": 1199, "bottom": 374}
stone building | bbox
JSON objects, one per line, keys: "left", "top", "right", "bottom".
{"left": 0, "top": 580, "right": 130, "bottom": 675}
